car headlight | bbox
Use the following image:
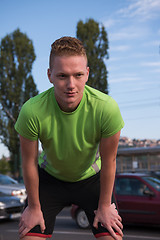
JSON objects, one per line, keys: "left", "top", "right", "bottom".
{"left": 11, "top": 190, "right": 22, "bottom": 196}
{"left": 20, "top": 198, "right": 25, "bottom": 204}
{"left": 0, "top": 202, "right": 5, "bottom": 208}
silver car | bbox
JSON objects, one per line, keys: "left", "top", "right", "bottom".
{"left": 0, "top": 191, "right": 24, "bottom": 220}
{"left": 0, "top": 174, "right": 26, "bottom": 203}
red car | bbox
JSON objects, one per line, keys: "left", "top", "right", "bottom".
{"left": 115, "top": 173, "right": 160, "bottom": 226}
{"left": 71, "top": 173, "right": 160, "bottom": 228}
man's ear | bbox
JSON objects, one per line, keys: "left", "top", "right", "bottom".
{"left": 47, "top": 68, "right": 52, "bottom": 83}
{"left": 86, "top": 66, "right": 90, "bottom": 83}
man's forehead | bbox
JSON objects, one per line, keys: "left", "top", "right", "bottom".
{"left": 52, "top": 55, "right": 88, "bottom": 68}
{"left": 53, "top": 54, "right": 87, "bottom": 61}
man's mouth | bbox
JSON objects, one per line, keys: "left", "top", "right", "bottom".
{"left": 65, "top": 92, "right": 77, "bottom": 96}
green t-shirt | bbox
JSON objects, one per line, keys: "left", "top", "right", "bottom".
{"left": 15, "top": 85, "right": 124, "bottom": 182}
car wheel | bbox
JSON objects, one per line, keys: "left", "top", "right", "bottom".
{"left": 76, "top": 209, "right": 90, "bottom": 229}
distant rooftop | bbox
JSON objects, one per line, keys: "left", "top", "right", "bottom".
{"left": 117, "top": 146, "right": 160, "bottom": 156}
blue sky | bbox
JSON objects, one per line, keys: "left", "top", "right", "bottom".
{"left": 0, "top": 0, "right": 160, "bottom": 157}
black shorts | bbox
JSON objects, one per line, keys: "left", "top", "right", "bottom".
{"left": 25, "top": 167, "right": 119, "bottom": 238}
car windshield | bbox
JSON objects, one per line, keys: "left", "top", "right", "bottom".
{"left": 0, "top": 191, "right": 8, "bottom": 197}
{"left": 142, "top": 176, "right": 160, "bottom": 192}
{"left": 0, "top": 175, "right": 18, "bottom": 185}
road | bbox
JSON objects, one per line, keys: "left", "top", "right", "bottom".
{"left": 0, "top": 207, "right": 160, "bottom": 240}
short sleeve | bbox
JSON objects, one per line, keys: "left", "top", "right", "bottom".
{"left": 101, "top": 97, "right": 124, "bottom": 138}
{"left": 15, "top": 100, "right": 39, "bottom": 141}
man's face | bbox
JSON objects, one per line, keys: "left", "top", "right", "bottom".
{"left": 48, "top": 55, "right": 89, "bottom": 112}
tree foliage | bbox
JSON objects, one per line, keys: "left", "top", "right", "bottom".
{"left": 0, "top": 29, "right": 38, "bottom": 175}
{"left": 76, "top": 18, "right": 109, "bottom": 94}
{"left": 0, "top": 156, "right": 11, "bottom": 174}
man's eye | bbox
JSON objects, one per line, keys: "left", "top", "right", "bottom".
{"left": 59, "top": 74, "right": 66, "bottom": 78}
{"left": 76, "top": 73, "right": 83, "bottom": 78}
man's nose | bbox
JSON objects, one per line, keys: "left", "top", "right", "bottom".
{"left": 67, "top": 76, "right": 75, "bottom": 89}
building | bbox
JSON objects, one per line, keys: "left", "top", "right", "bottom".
{"left": 116, "top": 146, "right": 160, "bottom": 173}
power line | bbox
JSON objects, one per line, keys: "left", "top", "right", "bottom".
{"left": 125, "top": 115, "right": 160, "bottom": 121}
{"left": 118, "top": 97, "right": 160, "bottom": 105}
{"left": 120, "top": 101, "right": 160, "bottom": 109}
{"left": 110, "top": 85, "right": 160, "bottom": 96}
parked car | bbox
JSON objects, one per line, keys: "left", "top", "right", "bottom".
{"left": 0, "top": 191, "right": 24, "bottom": 220}
{"left": 71, "top": 204, "right": 89, "bottom": 228}
{"left": 114, "top": 173, "right": 160, "bottom": 226}
{"left": 0, "top": 174, "right": 26, "bottom": 203}
{"left": 71, "top": 173, "right": 160, "bottom": 228}
{"left": 150, "top": 170, "right": 160, "bottom": 179}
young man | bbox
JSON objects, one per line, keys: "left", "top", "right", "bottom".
{"left": 15, "top": 37, "right": 124, "bottom": 240}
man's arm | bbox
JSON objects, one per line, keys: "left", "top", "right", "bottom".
{"left": 93, "top": 131, "right": 123, "bottom": 240}
{"left": 19, "top": 135, "right": 45, "bottom": 238}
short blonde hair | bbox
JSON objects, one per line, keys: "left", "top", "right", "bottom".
{"left": 49, "top": 36, "right": 87, "bottom": 69}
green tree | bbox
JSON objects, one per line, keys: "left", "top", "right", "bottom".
{"left": 0, "top": 29, "right": 38, "bottom": 176}
{"left": 76, "top": 18, "right": 109, "bottom": 94}
{"left": 0, "top": 155, "right": 11, "bottom": 174}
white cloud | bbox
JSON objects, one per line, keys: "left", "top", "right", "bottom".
{"left": 103, "top": 1, "right": 155, "bottom": 43}
{"left": 141, "top": 61, "right": 160, "bottom": 67}
{"left": 104, "top": 18, "right": 116, "bottom": 28}
{"left": 109, "top": 76, "right": 141, "bottom": 83}
{"left": 151, "top": 68, "right": 160, "bottom": 73}
{"left": 131, "top": 52, "right": 155, "bottom": 58}
{"left": 141, "top": 61, "right": 160, "bottom": 73}
{"left": 107, "top": 57, "right": 121, "bottom": 62}
{"left": 109, "top": 25, "right": 148, "bottom": 41}
{"left": 143, "top": 40, "right": 160, "bottom": 47}
{"left": 117, "top": 0, "right": 160, "bottom": 20}
{"left": 110, "top": 45, "right": 130, "bottom": 52}
{"left": 110, "top": 29, "right": 137, "bottom": 41}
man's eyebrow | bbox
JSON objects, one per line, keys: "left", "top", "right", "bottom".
{"left": 56, "top": 71, "right": 84, "bottom": 76}
{"left": 75, "top": 71, "right": 84, "bottom": 74}
{"left": 56, "top": 72, "right": 67, "bottom": 76}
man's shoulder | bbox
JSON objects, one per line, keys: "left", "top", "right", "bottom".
{"left": 84, "top": 85, "right": 112, "bottom": 103}
{"left": 24, "top": 87, "right": 54, "bottom": 107}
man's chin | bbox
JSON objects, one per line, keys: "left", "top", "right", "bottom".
{"left": 63, "top": 100, "right": 80, "bottom": 112}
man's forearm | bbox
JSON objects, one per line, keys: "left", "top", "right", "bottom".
{"left": 93, "top": 132, "right": 123, "bottom": 239}
{"left": 20, "top": 136, "right": 40, "bottom": 209}
{"left": 22, "top": 161, "right": 40, "bottom": 208}
{"left": 98, "top": 132, "right": 120, "bottom": 208}
{"left": 98, "top": 157, "right": 116, "bottom": 207}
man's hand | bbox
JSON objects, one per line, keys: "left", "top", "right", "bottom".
{"left": 19, "top": 206, "right": 45, "bottom": 239}
{"left": 93, "top": 203, "right": 123, "bottom": 240}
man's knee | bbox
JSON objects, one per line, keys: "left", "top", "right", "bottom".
{"left": 19, "top": 236, "right": 46, "bottom": 240}
{"left": 96, "top": 235, "right": 123, "bottom": 240}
